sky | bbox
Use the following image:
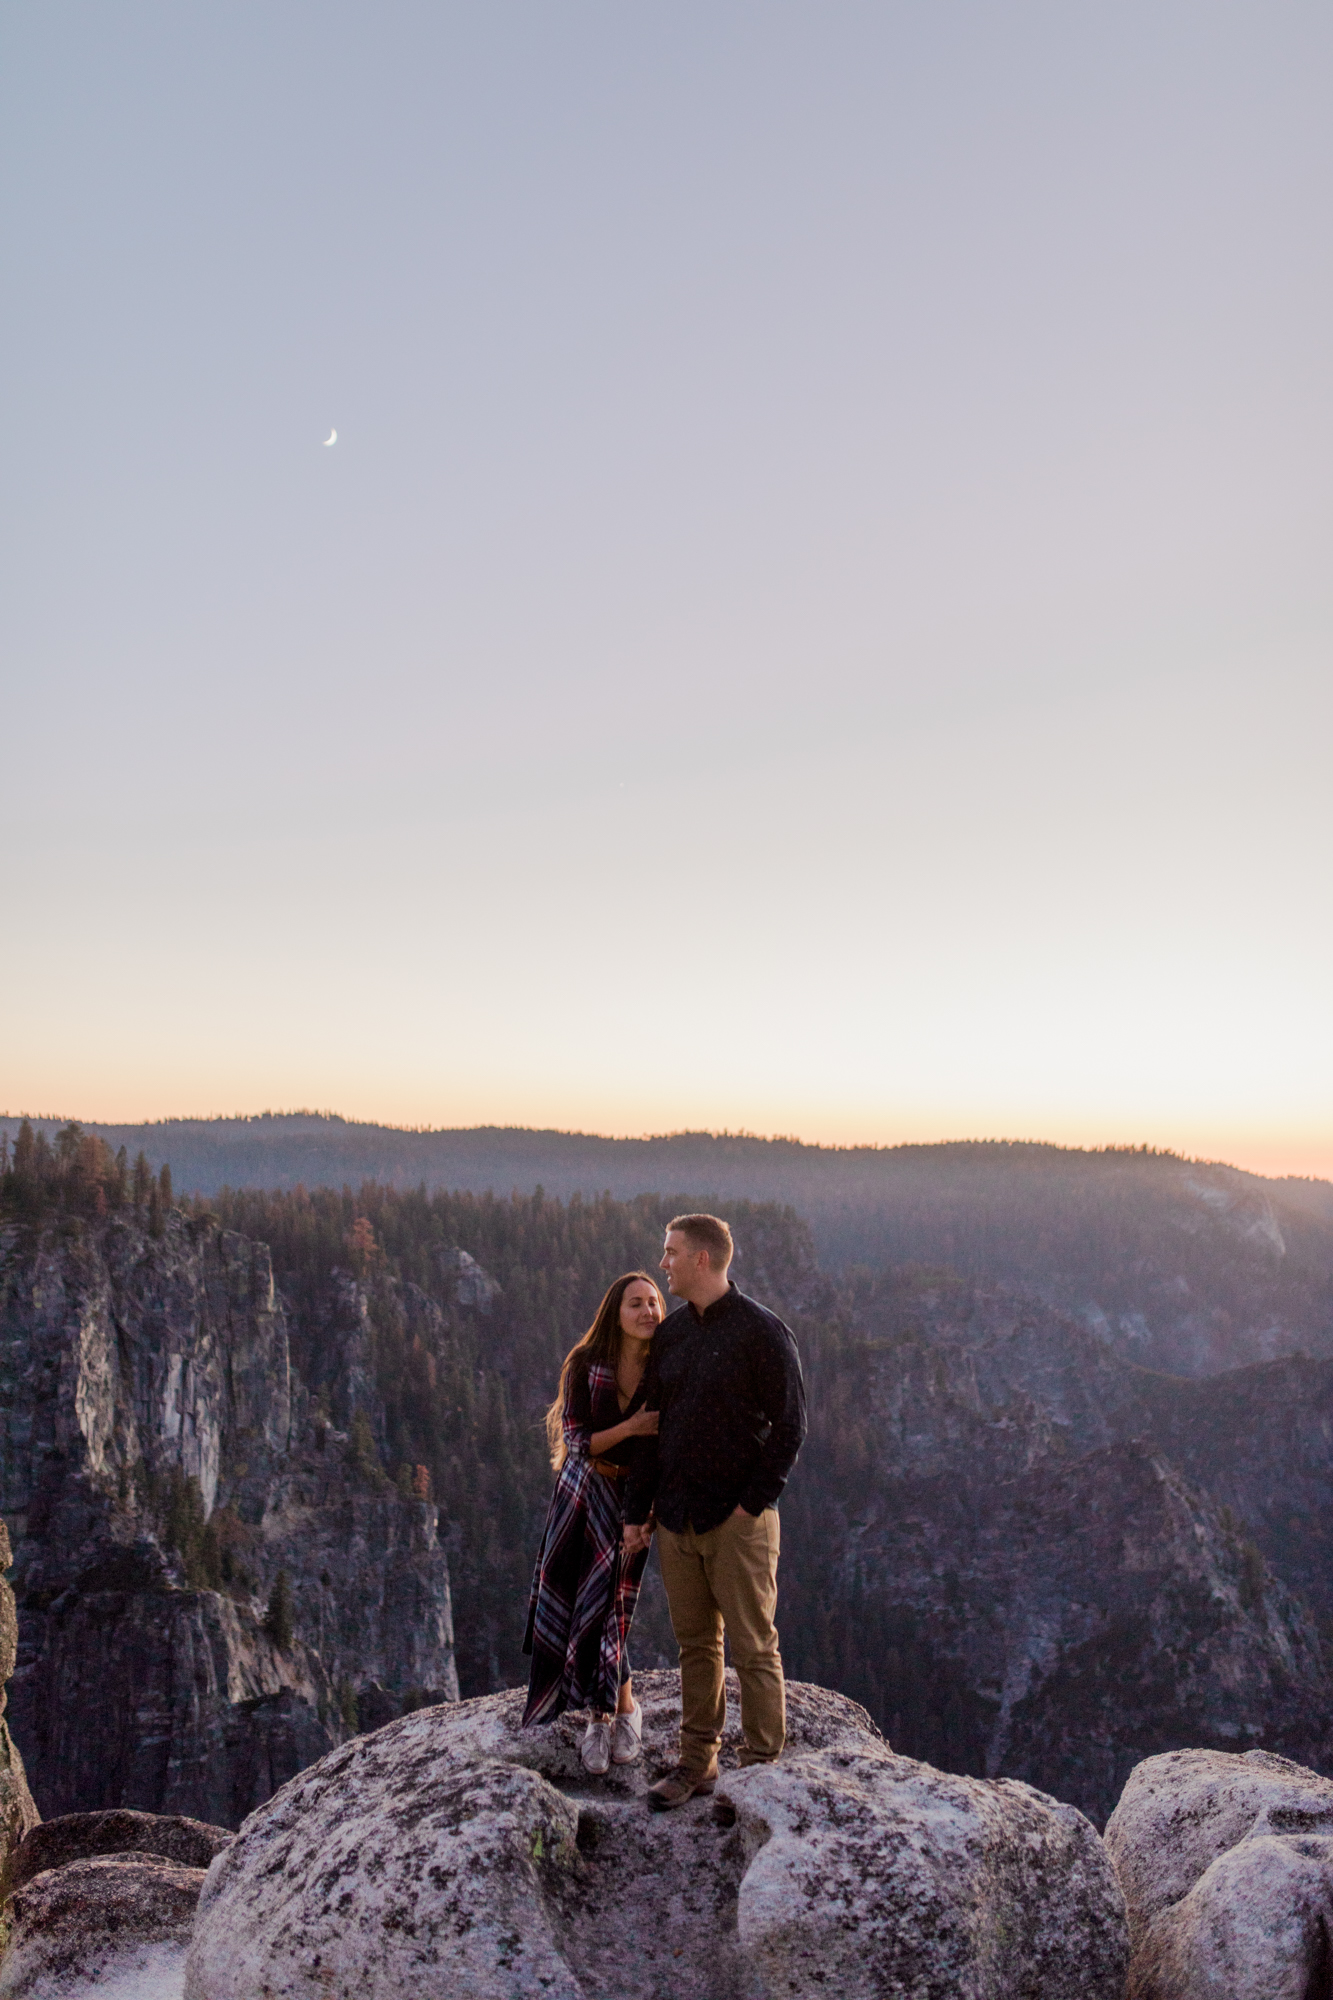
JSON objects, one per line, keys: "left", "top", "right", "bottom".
{"left": 2, "top": 3, "right": 1330, "bottom": 1180}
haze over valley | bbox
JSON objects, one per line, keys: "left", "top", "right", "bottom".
{"left": 3, "top": 1113, "right": 1331, "bottom": 1831}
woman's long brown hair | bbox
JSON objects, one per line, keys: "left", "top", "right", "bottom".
{"left": 545, "top": 1270, "right": 664, "bottom": 1470}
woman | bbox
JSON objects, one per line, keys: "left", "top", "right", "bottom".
{"left": 522, "top": 1270, "right": 662, "bottom": 1772}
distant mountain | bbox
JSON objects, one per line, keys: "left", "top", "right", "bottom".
{"left": 6, "top": 1114, "right": 1332, "bottom": 1377}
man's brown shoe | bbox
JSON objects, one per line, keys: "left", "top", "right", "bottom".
{"left": 647, "top": 1768, "right": 717, "bottom": 1811}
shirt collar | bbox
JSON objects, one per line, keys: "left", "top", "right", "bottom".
{"left": 690, "top": 1280, "right": 738, "bottom": 1323}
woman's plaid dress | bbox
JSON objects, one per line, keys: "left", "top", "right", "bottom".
{"left": 522, "top": 1357, "right": 650, "bottom": 1724}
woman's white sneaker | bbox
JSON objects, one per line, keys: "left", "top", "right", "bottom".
{"left": 611, "top": 1699, "right": 643, "bottom": 1764}
{"left": 581, "top": 1718, "right": 612, "bottom": 1775}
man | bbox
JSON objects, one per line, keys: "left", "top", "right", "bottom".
{"left": 624, "top": 1212, "right": 807, "bottom": 1809}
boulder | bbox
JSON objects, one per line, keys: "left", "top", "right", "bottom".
{"left": 7, "top": 1807, "right": 232, "bottom": 1895}
{"left": 1105, "top": 1746, "right": 1333, "bottom": 1942}
{"left": 0, "top": 1852, "right": 205, "bottom": 1999}
{"left": 1105, "top": 1747, "right": 1333, "bottom": 1997}
{"left": 1125, "top": 1833, "right": 1333, "bottom": 1999}
{"left": 186, "top": 1670, "right": 1128, "bottom": 2000}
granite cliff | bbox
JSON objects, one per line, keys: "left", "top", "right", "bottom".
{"left": 787, "top": 1275, "right": 1333, "bottom": 1823}
{"left": 0, "top": 1209, "right": 458, "bottom": 1827}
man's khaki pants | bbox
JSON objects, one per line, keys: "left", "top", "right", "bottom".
{"left": 656, "top": 1507, "right": 785, "bottom": 1778}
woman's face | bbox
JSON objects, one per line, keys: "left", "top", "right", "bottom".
{"left": 619, "top": 1280, "right": 663, "bottom": 1345}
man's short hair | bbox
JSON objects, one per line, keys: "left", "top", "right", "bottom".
{"left": 666, "top": 1213, "right": 734, "bottom": 1271}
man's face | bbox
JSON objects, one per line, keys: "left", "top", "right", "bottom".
{"left": 660, "top": 1229, "right": 704, "bottom": 1298}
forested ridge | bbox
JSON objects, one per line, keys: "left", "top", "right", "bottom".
{"left": 0, "top": 1117, "right": 172, "bottom": 1226}
{"left": 11, "top": 1111, "right": 1332, "bottom": 1379}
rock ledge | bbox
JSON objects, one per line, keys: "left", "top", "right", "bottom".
{"left": 186, "top": 1671, "right": 1128, "bottom": 2000}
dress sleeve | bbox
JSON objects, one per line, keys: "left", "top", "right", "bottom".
{"left": 562, "top": 1359, "right": 594, "bottom": 1460}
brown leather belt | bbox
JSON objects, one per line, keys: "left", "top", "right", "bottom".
{"left": 591, "top": 1456, "right": 626, "bottom": 1480}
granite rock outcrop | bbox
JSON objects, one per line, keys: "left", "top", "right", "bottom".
{"left": 1105, "top": 1746, "right": 1333, "bottom": 1998}
{"left": 6, "top": 1808, "right": 232, "bottom": 1897}
{"left": 0, "top": 1520, "right": 38, "bottom": 1892}
{"left": 0, "top": 1212, "right": 459, "bottom": 1826}
{"left": 185, "top": 1670, "right": 1130, "bottom": 2000}
{"left": 1, "top": 1854, "right": 205, "bottom": 2000}
{"left": 0, "top": 1807, "right": 231, "bottom": 1999}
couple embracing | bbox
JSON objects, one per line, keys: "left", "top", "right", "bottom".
{"left": 522, "top": 1213, "right": 808, "bottom": 1809}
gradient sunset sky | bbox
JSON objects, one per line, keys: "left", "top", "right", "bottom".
{"left": 3, "top": 4, "right": 1330, "bottom": 1179}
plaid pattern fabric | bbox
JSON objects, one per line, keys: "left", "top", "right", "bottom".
{"left": 522, "top": 1358, "right": 648, "bottom": 1725}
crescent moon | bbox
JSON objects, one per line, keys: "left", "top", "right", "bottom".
{"left": 323, "top": 429, "right": 337, "bottom": 446}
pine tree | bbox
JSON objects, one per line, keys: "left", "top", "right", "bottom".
{"left": 264, "top": 1570, "right": 294, "bottom": 1651}
{"left": 347, "top": 1411, "right": 385, "bottom": 1485}
{"left": 161, "top": 1470, "right": 222, "bottom": 1588}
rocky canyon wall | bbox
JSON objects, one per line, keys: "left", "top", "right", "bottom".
{"left": 787, "top": 1279, "right": 1333, "bottom": 1824}
{"left": 0, "top": 1212, "right": 458, "bottom": 1827}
